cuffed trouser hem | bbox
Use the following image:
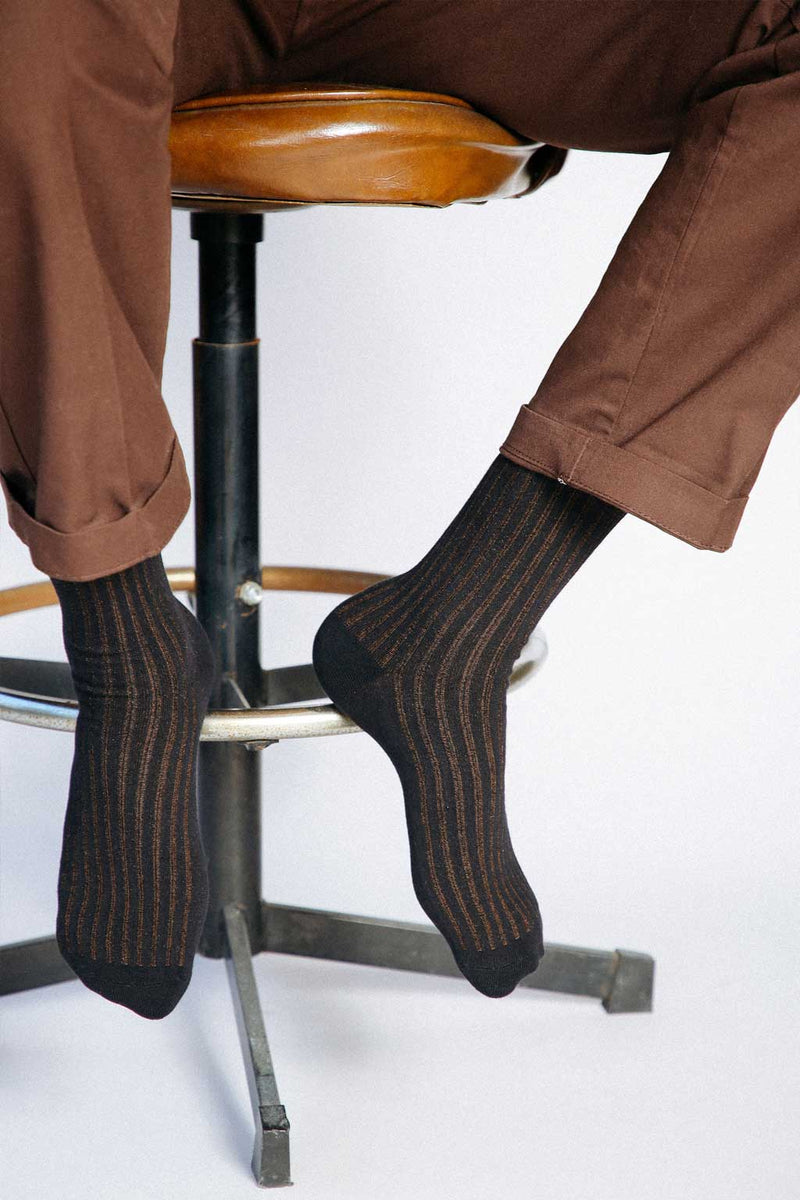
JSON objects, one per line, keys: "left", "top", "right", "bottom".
{"left": 499, "top": 405, "right": 748, "bottom": 553}
{"left": 0, "top": 436, "right": 192, "bottom": 582}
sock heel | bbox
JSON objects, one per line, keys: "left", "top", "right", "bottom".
{"left": 175, "top": 598, "right": 217, "bottom": 703}
{"left": 312, "top": 608, "right": 385, "bottom": 720}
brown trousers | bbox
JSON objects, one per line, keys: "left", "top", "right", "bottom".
{"left": 1, "top": 1, "right": 799, "bottom": 580}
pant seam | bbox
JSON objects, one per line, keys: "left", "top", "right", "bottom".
{"left": 0, "top": 393, "right": 36, "bottom": 484}
{"left": 566, "top": 434, "right": 592, "bottom": 479}
{"left": 498, "top": 443, "right": 729, "bottom": 552}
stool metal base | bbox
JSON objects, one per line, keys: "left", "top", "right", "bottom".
{"left": 2, "top": 909, "right": 653, "bottom": 1191}
{"left": 0, "top": 908, "right": 653, "bottom": 1189}
{"left": 0, "top": 913, "right": 655, "bottom": 1013}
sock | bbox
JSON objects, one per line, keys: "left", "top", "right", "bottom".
{"left": 50, "top": 553, "right": 216, "bottom": 1019}
{"left": 312, "top": 456, "right": 625, "bottom": 997}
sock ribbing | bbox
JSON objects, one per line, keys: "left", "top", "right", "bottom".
{"left": 313, "top": 457, "right": 625, "bottom": 995}
{"left": 51, "top": 553, "right": 216, "bottom": 1017}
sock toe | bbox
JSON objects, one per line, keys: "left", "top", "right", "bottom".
{"left": 51, "top": 554, "right": 213, "bottom": 1020}
{"left": 455, "top": 929, "right": 544, "bottom": 998}
{"left": 65, "top": 957, "right": 194, "bottom": 1019}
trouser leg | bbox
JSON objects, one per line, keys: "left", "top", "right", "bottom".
{"left": 500, "top": 5, "right": 800, "bottom": 551}
{"left": 0, "top": 0, "right": 293, "bottom": 581}
{"left": 0, "top": 1, "right": 182, "bottom": 580}
{"left": 4, "top": 1, "right": 793, "bottom": 573}
{"left": 274, "top": 0, "right": 799, "bottom": 553}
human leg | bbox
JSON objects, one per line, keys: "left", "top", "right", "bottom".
{"left": 286, "top": 0, "right": 796, "bottom": 990}
{"left": 499, "top": 4, "right": 800, "bottom": 551}
{"left": 0, "top": 1, "right": 188, "bottom": 580}
{"left": 275, "top": 0, "right": 800, "bottom": 553}
{"left": 0, "top": 0, "right": 295, "bottom": 1015}
{"left": 0, "top": 0, "right": 301, "bottom": 579}
{"left": 7, "top": 0, "right": 793, "bottom": 1009}
{"left": 313, "top": 459, "right": 624, "bottom": 996}
{"left": 51, "top": 557, "right": 216, "bottom": 1018}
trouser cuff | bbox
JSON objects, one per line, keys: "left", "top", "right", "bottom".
{"left": 499, "top": 405, "right": 748, "bottom": 552}
{"left": 0, "top": 436, "right": 191, "bottom": 581}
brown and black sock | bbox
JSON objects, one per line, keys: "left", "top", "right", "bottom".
{"left": 313, "top": 455, "right": 625, "bottom": 997}
{"left": 50, "top": 553, "right": 216, "bottom": 1019}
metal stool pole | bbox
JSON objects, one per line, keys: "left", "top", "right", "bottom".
{"left": 190, "top": 211, "right": 291, "bottom": 1187}
{"left": 191, "top": 211, "right": 266, "bottom": 959}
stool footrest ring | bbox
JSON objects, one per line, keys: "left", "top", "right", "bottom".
{"left": 0, "top": 565, "right": 548, "bottom": 741}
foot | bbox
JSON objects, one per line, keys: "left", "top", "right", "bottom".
{"left": 51, "top": 555, "right": 216, "bottom": 1018}
{"left": 313, "top": 585, "right": 543, "bottom": 997}
{"left": 312, "top": 457, "right": 624, "bottom": 997}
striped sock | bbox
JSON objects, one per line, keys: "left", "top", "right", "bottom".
{"left": 50, "top": 554, "right": 216, "bottom": 1019}
{"left": 312, "top": 456, "right": 625, "bottom": 997}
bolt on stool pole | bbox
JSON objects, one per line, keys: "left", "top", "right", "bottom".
{"left": 0, "top": 84, "right": 654, "bottom": 1189}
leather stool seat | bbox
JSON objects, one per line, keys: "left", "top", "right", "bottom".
{"left": 170, "top": 82, "right": 567, "bottom": 210}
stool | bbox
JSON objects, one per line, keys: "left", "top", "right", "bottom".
{"left": 0, "top": 84, "right": 654, "bottom": 1189}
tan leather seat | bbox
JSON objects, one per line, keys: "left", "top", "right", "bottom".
{"left": 170, "top": 83, "right": 567, "bottom": 212}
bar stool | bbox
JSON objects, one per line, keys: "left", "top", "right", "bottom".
{"left": 0, "top": 83, "right": 654, "bottom": 1189}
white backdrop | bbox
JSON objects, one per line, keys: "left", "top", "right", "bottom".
{"left": 2, "top": 148, "right": 799, "bottom": 1200}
